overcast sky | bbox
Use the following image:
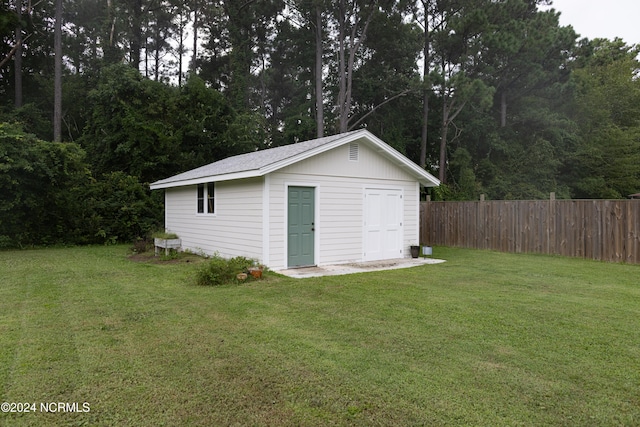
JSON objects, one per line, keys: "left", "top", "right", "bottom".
{"left": 544, "top": 0, "right": 640, "bottom": 46}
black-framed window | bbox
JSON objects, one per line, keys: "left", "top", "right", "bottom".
{"left": 207, "top": 182, "right": 215, "bottom": 214}
{"left": 197, "top": 184, "right": 205, "bottom": 213}
{"left": 197, "top": 182, "right": 215, "bottom": 214}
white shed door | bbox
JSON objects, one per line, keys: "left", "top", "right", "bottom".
{"left": 363, "top": 188, "right": 403, "bottom": 261}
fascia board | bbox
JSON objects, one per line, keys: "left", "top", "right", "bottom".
{"left": 149, "top": 169, "right": 261, "bottom": 190}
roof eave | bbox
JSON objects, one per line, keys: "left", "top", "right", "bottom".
{"left": 418, "top": 177, "right": 440, "bottom": 187}
{"left": 149, "top": 169, "right": 261, "bottom": 190}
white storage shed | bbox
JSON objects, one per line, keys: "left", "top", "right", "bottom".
{"left": 150, "top": 129, "right": 440, "bottom": 269}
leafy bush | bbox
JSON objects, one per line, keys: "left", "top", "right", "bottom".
{"left": 84, "top": 171, "right": 162, "bottom": 245}
{"left": 195, "top": 255, "right": 256, "bottom": 286}
{"left": 0, "top": 123, "right": 163, "bottom": 248}
{"left": 0, "top": 122, "right": 92, "bottom": 247}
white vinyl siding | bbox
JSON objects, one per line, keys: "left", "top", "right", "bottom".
{"left": 160, "top": 141, "right": 422, "bottom": 269}
{"left": 281, "top": 140, "right": 415, "bottom": 181}
{"left": 165, "top": 177, "right": 263, "bottom": 259}
{"left": 267, "top": 143, "right": 419, "bottom": 269}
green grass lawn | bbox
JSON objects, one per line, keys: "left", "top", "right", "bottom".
{"left": 1, "top": 245, "right": 639, "bottom": 426}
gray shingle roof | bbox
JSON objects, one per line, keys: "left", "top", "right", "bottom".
{"left": 151, "top": 131, "right": 360, "bottom": 187}
{"left": 150, "top": 129, "right": 440, "bottom": 189}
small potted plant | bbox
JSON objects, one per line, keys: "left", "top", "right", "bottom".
{"left": 248, "top": 264, "right": 264, "bottom": 279}
{"left": 153, "top": 231, "right": 181, "bottom": 256}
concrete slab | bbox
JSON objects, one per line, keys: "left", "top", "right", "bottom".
{"left": 276, "top": 257, "right": 446, "bottom": 279}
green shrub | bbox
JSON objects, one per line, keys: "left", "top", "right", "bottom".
{"left": 85, "top": 171, "right": 162, "bottom": 245}
{"left": 0, "top": 123, "right": 163, "bottom": 247}
{"left": 195, "top": 255, "right": 256, "bottom": 286}
{"left": 0, "top": 123, "right": 96, "bottom": 247}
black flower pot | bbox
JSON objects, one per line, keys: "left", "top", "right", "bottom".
{"left": 410, "top": 245, "right": 420, "bottom": 258}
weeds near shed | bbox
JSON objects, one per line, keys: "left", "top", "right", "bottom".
{"left": 195, "top": 254, "right": 258, "bottom": 286}
{"left": 130, "top": 237, "right": 152, "bottom": 253}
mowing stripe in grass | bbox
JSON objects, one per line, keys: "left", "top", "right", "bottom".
{"left": 1, "top": 245, "right": 639, "bottom": 426}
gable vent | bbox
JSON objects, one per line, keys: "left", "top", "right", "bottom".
{"left": 348, "top": 142, "right": 359, "bottom": 161}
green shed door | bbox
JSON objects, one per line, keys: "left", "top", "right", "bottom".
{"left": 288, "top": 186, "right": 315, "bottom": 267}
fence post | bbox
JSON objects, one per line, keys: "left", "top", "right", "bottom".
{"left": 479, "top": 194, "right": 486, "bottom": 249}
{"left": 421, "top": 195, "right": 431, "bottom": 245}
{"left": 548, "top": 192, "right": 556, "bottom": 255}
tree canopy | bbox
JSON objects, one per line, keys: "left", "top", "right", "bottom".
{"left": 1, "top": 0, "right": 639, "bottom": 246}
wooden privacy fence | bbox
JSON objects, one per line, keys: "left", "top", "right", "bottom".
{"left": 420, "top": 197, "right": 640, "bottom": 264}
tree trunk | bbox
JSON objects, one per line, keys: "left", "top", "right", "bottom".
{"left": 153, "top": 32, "right": 160, "bottom": 81}
{"left": 191, "top": 0, "right": 198, "bottom": 71}
{"left": 105, "top": 0, "right": 119, "bottom": 63}
{"left": 130, "top": 0, "right": 143, "bottom": 69}
{"left": 439, "top": 111, "right": 448, "bottom": 184}
{"left": 420, "top": 75, "right": 429, "bottom": 168}
{"left": 224, "top": 0, "right": 252, "bottom": 112}
{"left": 337, "top": 0, "right": 347, "bottom": 133}
{"left": 439, "top": 93, "right": 467, "bottom": 184}
{"left": 343, "top": 22, "right": 358, "bottom": 132}
{"left": 336, "top": 0, "right": 374, "bottom": 134}
{"left": 314, "top": 4, "right": 323, "bottom": 138}
{"left": 53, "top": 0, "right": 62, "bottom": 142}
{"left": 260, "top": 54, "right": 267, "bottom": 117}
{"left": 14, "top": 1, "right": 23, "bottom": 108}
{"left": 178, "top": 10, "right": 184, "bottom": 86}
{"left": 500, "top": 90, "right": 507, "bottom": 127}
{"left": 419, "top": 0, "right": 430, "bottom": 168}
{"left": 438, "top": 53, "right": 448, "bottom": 184}
{"left": 144, "top": 39, "right": 149, "bottom": 77}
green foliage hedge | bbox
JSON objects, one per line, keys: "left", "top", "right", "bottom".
{"left": 0, "top": 123, "right": 162, "bottom": 248}
{"left": 85, "top": 171, "right": 162, "bottom": 245}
